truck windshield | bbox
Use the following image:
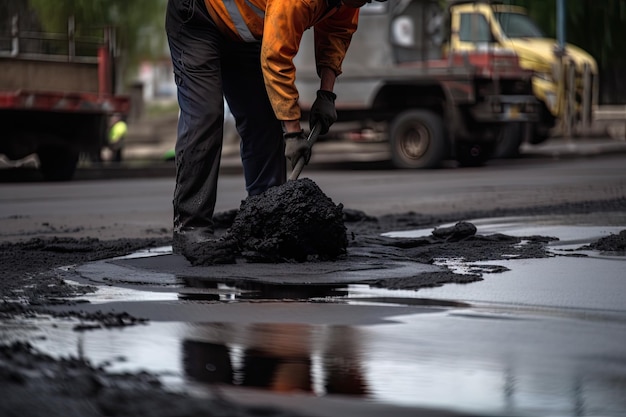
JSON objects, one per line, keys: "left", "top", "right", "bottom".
{"left": 495, "top": 12, "right": 545, "bottom": 38}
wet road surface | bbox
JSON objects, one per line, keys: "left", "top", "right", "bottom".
{"left": 2, "top": 213, "right": 625, "bottom": 417}
{"left": 2, "top": 152, "right": 626, "bottom": 416}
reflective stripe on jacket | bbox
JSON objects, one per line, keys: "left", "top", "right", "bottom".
{"left": 203, "top": 0, "right": 359, "bottom": 121}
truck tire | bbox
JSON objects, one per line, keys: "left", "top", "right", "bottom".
{"left": 493, "top": 123, "right": 523, "bottom": 159}
{"left": 37, "top": 146, "right": 79, "bottom": 181}
{"left": 389, "top": 110, "right": 446, "bottom": 169}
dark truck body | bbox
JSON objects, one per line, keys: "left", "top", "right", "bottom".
{"left": 294, "top": 0, "right": 539, "bottom": 168}
{"left": 0, "top": 17, "right": 130, "bottom": 180}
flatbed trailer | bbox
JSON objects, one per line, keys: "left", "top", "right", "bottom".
{"left": 0, "top": 90, "right": 129, "bottom": 180}
{"left": 0, "top": 15, "right": 130, "bottom": 180}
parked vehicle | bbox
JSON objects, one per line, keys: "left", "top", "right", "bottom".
{"left": 448, "top": 1, "right": 598, "bottom": 157}
{"left": 295, "top": 0, "right": 540, "bottom": 168}
{"left": 0, "top": 16, "right": 130, "bottom": 180}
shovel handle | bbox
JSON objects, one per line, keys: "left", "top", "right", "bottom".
{"left": 288, "top": 123, "right": 322, "bottom": 181}
{"left": 288, "top": 156, "right": 307, "bottom": 181}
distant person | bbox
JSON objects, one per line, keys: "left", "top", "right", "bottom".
{"left": 165, "top": 0, "right": 386, "bottom": 256}
{"left": 108, "top": 114, "right": 127, "bottom": 162}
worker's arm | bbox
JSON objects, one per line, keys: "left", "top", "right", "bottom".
{"left": 261, "top": 0, "right": 359, "bottom": 134}
{"left": 261, "top": 0, "right": 312, "bottom": 133}
{"left": 308, "top": 7, "right": 358, "bottom": 134}
{"left": 309, "top": 67, "right": 338, "bottom": 134}
{"left": 283, "top": 67, "right": 336, "bottom": 134}
{"left": 262, "top": 0, "right": 359, "bottom": 170}
{"left": 319, "top": 67, "right": 337, "bottom": 91}
{"left": 313, "top": 7, "right": 359, "bottom": 80}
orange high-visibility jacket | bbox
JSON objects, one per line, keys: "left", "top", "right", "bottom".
{"left": 203, "top": 0, "right": 359, "bottom": 122}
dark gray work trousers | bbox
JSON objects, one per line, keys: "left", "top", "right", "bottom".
{"left": 165, "top": 0, "right": 286, "bottom": 232}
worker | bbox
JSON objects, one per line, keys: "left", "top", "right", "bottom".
{"left": 108, "top": 114, "right": 127, "bottom": 162}
{"left": 166, "top": 0, "right": 385, "bottom": 256}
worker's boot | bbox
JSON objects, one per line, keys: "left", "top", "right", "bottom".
{"left": 172, "top": 226, "right": 214, "bottom": 255}
{"left": 180, "top": 236, "right": 238, "bottom": 266}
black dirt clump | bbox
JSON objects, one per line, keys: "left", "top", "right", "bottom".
{"left": 228, "top": 178, "right": 347, "bottom": 263}
{"left": 432, "top": 221, "right": 477, "bottom": 241}
{"left": 584, "top": 229, "right": 626, "bottom": 252}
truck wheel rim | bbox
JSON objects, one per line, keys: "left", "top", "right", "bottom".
{"left": 401, "top": 124, "right": 430, "bottom": 160}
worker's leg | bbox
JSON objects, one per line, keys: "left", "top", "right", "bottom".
{"left": 166, "top": 0, "right": 224, "bottom": 234}
{"left": 222, "top": 41, "right": 286, "bottom": 196}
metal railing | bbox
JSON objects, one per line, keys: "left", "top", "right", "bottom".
{"left": 0, "top": 15, "right": 111, "bottom": 64}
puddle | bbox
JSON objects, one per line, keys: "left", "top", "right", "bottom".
{"left": 66, "top": 279, "right": 179, "bottom": 304}
{"left": 4, "top": 215, "right": 626, "bottom": 416}
{"left": 3, "top": 305, "right": 626, "bottom": 416}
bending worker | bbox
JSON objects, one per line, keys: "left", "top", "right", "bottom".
{"left": 166, "top": 0, "right": 383, "bottom": 255}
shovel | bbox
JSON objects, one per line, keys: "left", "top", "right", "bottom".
{"left": 288, "top": 123, "right": 322, "bottom": 181}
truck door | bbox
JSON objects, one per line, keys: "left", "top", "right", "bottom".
{"left": 448, "top": 4, "right": 501, "bottom": 53}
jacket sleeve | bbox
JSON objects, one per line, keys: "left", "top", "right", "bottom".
{"left": 313, "top": 7, "right": 359, "bottom": 78}
{"left": 261, "top": 0, "right": 359, "bottom": 122}
{"left": 261, "top": 0, "right": 313, "bottom": 122}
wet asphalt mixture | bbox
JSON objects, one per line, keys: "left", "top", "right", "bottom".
{"left": 2, "top": 178, "right": 626, "bottom": 417}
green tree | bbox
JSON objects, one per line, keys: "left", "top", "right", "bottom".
{"left": 509, "top": 0, "right": 626, "bottom": 102}
{"left": 513, "top": 0, "right": 625, "bottom": 66}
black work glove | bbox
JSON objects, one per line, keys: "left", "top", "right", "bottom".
{"left": 284, "top": 130, "right": 311, "bottom": 170}
{"left": 309, "top": 89, "right": 337, "bottom": 135}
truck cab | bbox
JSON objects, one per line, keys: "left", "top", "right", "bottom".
{"left": 446, "top": 1, "right": 598, "bottom": 146}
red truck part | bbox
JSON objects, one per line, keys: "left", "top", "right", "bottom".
{"left": 0, "top": 17, "right": 130, "bottom": 180}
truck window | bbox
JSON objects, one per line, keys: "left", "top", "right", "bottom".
{"left": 495, "top": 12, "right": 545, "bottom": 39}
{"left": 390, "top": 1, "right": 443, "bottom": 63}
{"left": 459, "top": 13, "right": 493, "bottom": 43}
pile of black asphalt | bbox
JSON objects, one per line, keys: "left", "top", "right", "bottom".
{"left": 2, "top": 194, "right": 626, "bottom": 417}
{"left": 183, "top": 178, "right": 348, "bottom": 266}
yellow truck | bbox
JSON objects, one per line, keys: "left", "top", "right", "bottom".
{"left": 447, "top": 1, "right": 598, "bottom": 157}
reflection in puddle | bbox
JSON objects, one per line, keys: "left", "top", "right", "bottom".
{"left": 178, "top": 278, "right": 349, "bottom": 302}
{"left": 6, "top": 310, "right": 626, "bottom": 416}
{"left": 183, "top": 323, "right": 368, "bottom": 396}
{"left": 176, "top": 279, "right": 472, "bottom": 309}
